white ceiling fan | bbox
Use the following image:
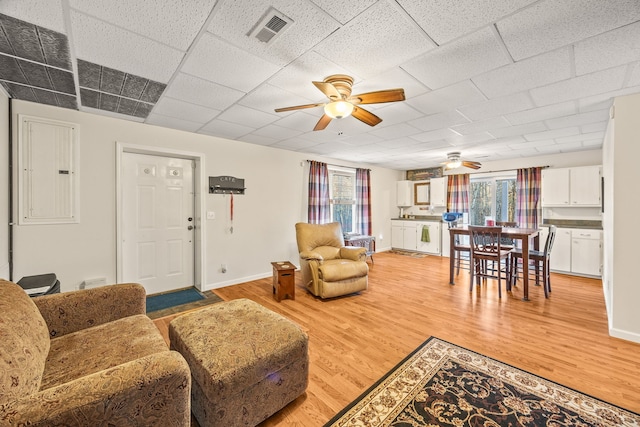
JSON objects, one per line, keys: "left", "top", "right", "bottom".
{"left": 442, "top": 152, "right": 481, "bottom": 170}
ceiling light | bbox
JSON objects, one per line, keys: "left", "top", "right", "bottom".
{"left": 324, "top": 101, "right": 354, "bottom": 119}
{"left": 447, "top": 160, "right": 462, "bottom": 169}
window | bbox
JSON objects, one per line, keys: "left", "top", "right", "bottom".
{"left": 329, "top": 167, "right": 355, "bottom": 233}
{"left": 469, "top": 174, "right": 516, "bottom": 225}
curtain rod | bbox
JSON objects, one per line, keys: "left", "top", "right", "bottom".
{"left": 306, "top": 159, "right": 370, "bottom": 171}
{"left": 462, "top": 165, "right": 551, "bottom": 175}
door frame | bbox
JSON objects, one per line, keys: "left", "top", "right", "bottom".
{"left": 115, "top": 142, "right": 206, "bottom": 290}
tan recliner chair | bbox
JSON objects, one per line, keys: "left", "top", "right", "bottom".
{"left": 295, "top": 222, "right": 369, "bottom": 298}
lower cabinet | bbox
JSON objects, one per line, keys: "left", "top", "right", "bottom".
{"left": 415, "top": 222, "right": 441, "bottom": 255}
{"left": 391, "top": 220, "right": 441, "bottom": 254}
{"left": 541, "top": 227, "right": 601, "bottom": 277}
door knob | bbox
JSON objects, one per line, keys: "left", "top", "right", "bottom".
{"left": 187, "top": 225, "right": 194, "bottom": 230}
{"left": 188, "top": 217, "right": 193, "bottom": 221}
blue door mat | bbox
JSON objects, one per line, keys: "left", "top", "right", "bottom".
{"left": 146, "top": 287, "right": 205, "bottom": 313}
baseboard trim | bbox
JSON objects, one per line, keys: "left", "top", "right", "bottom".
{"left": 609, "top": 326, "right": 640, "bottom": 344}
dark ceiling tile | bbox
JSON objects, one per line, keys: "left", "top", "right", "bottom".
{"left": 100, "top": 66, "right": 125, "bottom": 95}
{"left": 122, "top": 74, "right": 146, "bottom": 99}
{"left": 0, "top": 14, "right": 45, "bottom": 64}
{"left": 0, "top": 27, "right": 12, "bottom": 56}
{"left": 77, "top": 59, "right": 100, "bottom": 90}
{"left": 19, "top": 59, "right": 53, "bottom": 90}
{"left": 99, "top": 92, "right": 119, "bottom": 113}
{"left": 32, "top": 87, "right": 58, "bottom": 106}
{"left": 80, "top": 88, "right": 99, "bottom": 109}
{"left": 55, "top": 92, "right": 77, "bottom": 109}
{"left": 38, "top": 27, "right": 72, "bottom": 70}
{"left": 0, "top": 81, "right": 38, "bottom": 102}
{"left": 117, "top": 97, "right": 138, "bottom": 116}
{"left": 134, "top": 102, "right": 153, "bottom": 118}
{"left": 140, "top": 80, "right": 166, "bottom": 103}
{"left": 48, "top": 67, "right": 76, "bottom": 94}
{"left": 0, "top": 55, "right": 28, "bottom": 84}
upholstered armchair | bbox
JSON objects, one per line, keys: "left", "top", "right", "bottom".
{"left": 0, "top": 280, "right": 191, "bottom": 426}
{"left": 295, "top": 222, "right": 369, "bottom": 298}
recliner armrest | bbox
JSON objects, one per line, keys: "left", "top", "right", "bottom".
{"left": 0, "top": 351, "right": 191, "bottom": 427}
{"left": 340, "top": 246, "right": 367, "bottom": 261}
{"left": 299, "top": 250, "right": 323, "bottom": 261}
{"left": 33, "top": 283, "right": 146, "bottom": 337}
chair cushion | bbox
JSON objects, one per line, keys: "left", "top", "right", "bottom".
{"left": 314, "top": 245, "right": 341, "bottom": 260}
{"left": 0, "top": 280, "right": 50, "bottom": 403}
{"left": 41, "top": 314, "right": 168, "bottom": 390}
{"left": 319, "top": 259, "right": 368, "bottom": 281}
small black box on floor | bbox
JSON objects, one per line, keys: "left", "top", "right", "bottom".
{"left": 17, "top": 273, "right": 60, "bottom": 297}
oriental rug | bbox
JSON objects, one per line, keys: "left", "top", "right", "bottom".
{"left": 387, "top": 249, "right": 428, "bottom": 258}
{"left": 324, "top": 337, "right": 640, "bottom": 427}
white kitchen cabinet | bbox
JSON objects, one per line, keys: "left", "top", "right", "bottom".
{"left": 430, "top": 177, "right": 446, "bottom": 207}
{"left": 571, "top": 229, "right": 602, "bottom": 276}
{"left": 391, "top": 220, "right": 416, "bottom": 250}
{"left": 550, "top": 228, "right": 571, "bottom": 272}
{"left": 397, "top": 181, "right": 413, "bottom": 207}
{"left": 415, "top": 221, "right": 441, "bottom": 254}
{"left": 541, "top": 166, "right": 601, "bottom": 207}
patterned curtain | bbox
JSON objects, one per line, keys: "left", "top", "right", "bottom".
{"left": 447, "top": 174, "right": 470, "bottom": 213}
{"left": 355, "top": 168, "right": 372, "bottom": 236}
{"left": 516, "top": 167, "right": 542, "bottom": 228}
{"left": 307, "top": 161, "right": 330, "bottom": 224}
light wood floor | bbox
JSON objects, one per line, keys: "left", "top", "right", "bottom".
{"left": 153, "top": 252, "right": 640, "bottom": 426}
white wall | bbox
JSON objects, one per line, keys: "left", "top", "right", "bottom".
{"left": 603, "top": 93, "right": 640, "bottom": 343}
{"left": 10, "top": 100, "right": 402, "bottom": 291}
{"left": 0, "top": 91, "right": 9, "bottom": 279}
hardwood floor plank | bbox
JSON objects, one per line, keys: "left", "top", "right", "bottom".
{"left": 154, "top": 252, "right": 640, "bottom": 426}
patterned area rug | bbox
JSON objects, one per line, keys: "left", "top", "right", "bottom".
{"left": 387, "top": 249, "right": 428, "bottom": 258}
{"left": 324, "top": 337, "right": 640, "bottom": 427}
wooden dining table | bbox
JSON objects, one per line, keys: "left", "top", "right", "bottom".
{"left": 448, "top": 225, "right": 540, "bottom": 301}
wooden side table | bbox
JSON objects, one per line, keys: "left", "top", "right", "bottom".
{"left": 271, "top": 261, "right": 296, "bottom": 302}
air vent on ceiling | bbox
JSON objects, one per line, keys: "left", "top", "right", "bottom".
{"left": 247, "top": 7, "right": 293, "bottom": 44}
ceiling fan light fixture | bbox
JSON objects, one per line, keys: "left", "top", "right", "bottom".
{"left": 324, "top": 100, "right": 354, "bottom": 119}
{"left": 447, "top": 160, "right": 462, "bottom": 169}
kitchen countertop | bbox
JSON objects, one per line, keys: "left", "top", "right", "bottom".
{"left": 542, "top": 219, "right": 602, "bottom": 230}
{"left": 392, "top": 216, "right": 442, "bottom": 221}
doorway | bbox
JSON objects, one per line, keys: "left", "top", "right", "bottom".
{"left": 116, "top": 144, "right": 205, "bottom": 294}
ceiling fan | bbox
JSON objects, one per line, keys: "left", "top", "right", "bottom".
{"left": 274, "top": 74, "right": 405, "bottom": 131}
{"left": 442, "top": 152, "right": 481, "bottom": 170}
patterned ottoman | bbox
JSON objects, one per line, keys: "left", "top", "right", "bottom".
{"left": 168, "top": 298, "right": 309, "bottom": 427}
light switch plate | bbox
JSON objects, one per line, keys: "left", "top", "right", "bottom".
{"left": 206, "top": 211, "right": 215, "bottom": 220}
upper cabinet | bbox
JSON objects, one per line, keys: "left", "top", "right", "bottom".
{"left": 397, "top": 180, "right": 413, "bottom": 207}
{"left": 430, "top": 177, "right": 446, "bottom": 207}
{"left": 542, "top": 165, "right": 601, "bottom": 207}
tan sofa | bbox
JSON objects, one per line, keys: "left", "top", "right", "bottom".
{"left": 295, "top": 222, "right": 368, "bottom": 298}
{"left": 0, "top": 280, "right": 191, "bottom": 426}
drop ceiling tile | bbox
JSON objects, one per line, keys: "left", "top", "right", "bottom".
{"left": 581, "top": 122, "right": 608, "bottom": 133}
{"left": 0, "top": 14, "right": 45, "bottom": 64}
{"left": 397, "top": 0, "right": 537, "bottom": 45}
{"left": 240, "top": 83, "right": 314, "bottom": 116}
{"left": 79, "top": 88, "right": 98, "bottom": 108}
{"left": 2, "top": 82, "right": 77, "bottom": 109}
{"left": 69, "top": 0, "right": 217, "bottom": 51}
{"left": 133, "top": 102, "right": 153, "bottom": 119}
{"left": 152, "top": 97, "right": 220, "bottom": 124}
{"left": 457, "top": 92, "right": 534, "bottom": 121}
{"left": 70, "top": 11, "right": 184, "bottom": 83}
{"left": 38, "top": 26, "right": 72, "bottom": 70}
{"left": 0, "top": 0, "right": 66, "bottom": 33}
{"left": 406, "top": 80, "right": 486, "bottom": 115}
{"left": 309, "top": 0, "right": 376, "bottom": 24}
{"left": 371, "top": 103, "right": 424, "bottom": 128}
{"left": 146, "top": 113, "right": 205, "bottom": 133}
{"left": 313, "top": 1, "right": 436, "bottom": 79}
{"left": 164, "top": 73, "right": 246, "bottom": 112}
{"left": 240, "top": 134, "right": 279, "bottom": 147}
{"left": 100, "top": 66, "right": 125, "bottom": 95}
{"left": 199, "top": 119, "right": 255, "bottom": 139}
{"left": 574, "top": 21, "right": 640, "bottom": 76}
{"left": 544, "top": 109, "right": 610, "bottom": 130}
{"left": 555, "top": 131, "right": 605, "bottom": 144}
{"left": 472, "top": 48, "right": 572, "bottom": 99}
{"left": 451, "top": 117, "right": 512, "bottom": 135}
{"left": 402, "top": 27, "right": 510, "bottom": 90}
{"left": 272, "top": 137, "right": 321, "bottom": 150}
{"left": 524, "top": 126, "right": 579, "bottom": 142}
{"left": 140, "top": 81, "right": 166, "bottom": 103}
{"left": 375, "top": 136, "right": 423, "bottom": 149}
{"left": 497, "top": 0, "right": 640, "bottom": 60}
{"left": 368, "top": 123, "right": 421, "bottom": 139}
{"left": 625, "top": 63, "right": 640, "bottom": 87}
{"left": 207, "top": 0, "right": 340, "bottom": 67}
{"left": 216, "top": 104, "right": 279, "bottom": 128}
{"left": 99, "top": 92, "right": 119, "bottom": 113}
{"left": 249, "top": 124, "right": 303, "bottom": 140}
{"left": 340, "top": 133, "right": 385, "bottom": 146}
{"left": 504, "top": 101, "right": 576, "bottom": 125}
{"left": 273, "top": 111, "right": 323, "bottom": 132}
{"left": 446, "top": 131, "right": 495, "bottom": 146}
{"left": 411, "top": 128, "right": 458, "bottom": 143}
{"left": 0, "top": 55, "right": 28, "bottom": 85}
{"left": 530, "top": 66, "right": 627, "bottom": 106}
{"left": 182, "top": 33, "right": 280, "bottom": 93}
{"left": 352, "top": 67, "right": 430, "bottom": 99}
{"left": 488, "top": 121, "right": 547, "bottom": 138}
{"left": 408, "top": 110, "right": 470, "bottom": 132}
{"left": 77, "top": 60, "right": 100, "bottom": 90}
{"left": 122, "top": 74, "right": 148, "bottom": 100}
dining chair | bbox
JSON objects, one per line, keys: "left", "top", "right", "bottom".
{"left": 468, "top": 226, "right": 512, "bottom": 298}
{"left": 509, "top": 225, "right": 556, "bottom": 298}
{"left": 453, "top": 234, "right": 470, "bottom": 276}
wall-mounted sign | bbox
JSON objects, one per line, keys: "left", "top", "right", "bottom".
{"left": 209, "top": 176, "right": 245, "bottom": 194}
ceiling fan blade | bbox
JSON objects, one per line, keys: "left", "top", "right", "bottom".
{"left": 352, "top": 106, "right": 382, "bottom": 127}
{"left": 312, "top": 81, "right": 342, "bottom": 100}
{"left": 274, "top": 103, "right": 325, "bottom": 113}
{"left": 313, "top": 114, "right": 332, "bottom": 131}
{"left": 462, "top": 161, "right": 481, "bottom": 170}
{"left": 348, "top": 89, "right": 405, "bottom": 105}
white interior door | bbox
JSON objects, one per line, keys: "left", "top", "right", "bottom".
{"left": 121, "top": 152, "right": 194, "bottom": 294}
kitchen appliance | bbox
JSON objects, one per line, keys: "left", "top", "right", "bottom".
{"left": 442, "top": 212, "right": 463, "bottom": 228}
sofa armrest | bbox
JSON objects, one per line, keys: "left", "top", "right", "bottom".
{"left": 33, "top": 283, "right": 146, "bottom": 337}
{"left": 0, "top": 351, "right": 191, "bottom": 427}
{"left": 340, "top": 246, "right": 367, "bottom": 261}
{"left": 299, "top": 250, "right": 323, "bottom": 261}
